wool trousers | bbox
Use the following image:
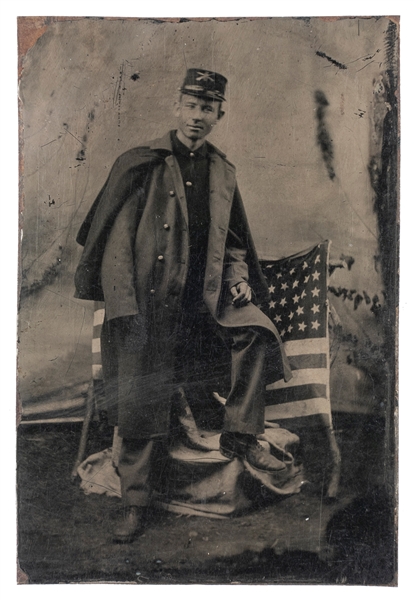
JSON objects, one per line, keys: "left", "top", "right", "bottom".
{"left": 108, "top": 308, "right": 268, "bottom": 507}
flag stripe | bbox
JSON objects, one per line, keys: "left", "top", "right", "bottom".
{"left": 283, "top": 338, "right": 328, "bottom": 357}
{"left": 92, "top": 364, "right": 103, "bottom": 379}
{"left": 265, "top": 398, "right": 332, "bottom": 420}
{"left": 267, "top": 368, "right": 328, "bottom": 390}
{"left": 93, "top": 307, "right": 105, "bottom": 326}
{"left": 288, "top": 354, "right": 327, "bottom": 370}
{"left": 92, "top": 337, "right": 101, "bottom": 353}
{"left": 266, "top": 383, "right": 327, "bottom": 405}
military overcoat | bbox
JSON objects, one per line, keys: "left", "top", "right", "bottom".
{"left": 75, "top": 131, "right": 291, "bottom": 437}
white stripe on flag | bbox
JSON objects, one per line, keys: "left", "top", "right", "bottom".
{"left": 92, "top": 337, "right": 101, "bottom": 354}
{"left": 266, "top": 368, "right": 329, "bottom": 390}
{"left": 283, "top": 338, "right": 328, "bottom": 357}
{"left": 265, "top": 397, "right": 332, "bottom": 421}
{"left": 92, "top": 364, "right": 103, "bottom": 379}
{"left": 93, "top": 308, "right": 105, "bottom": 326}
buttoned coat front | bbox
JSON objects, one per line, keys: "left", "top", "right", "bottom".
{"left": 75, "top": 131, "right": 291, "bottom": 438}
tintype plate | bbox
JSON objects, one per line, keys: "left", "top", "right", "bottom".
{"left": 17, "top": 15, "right": 399, "bottom": 586}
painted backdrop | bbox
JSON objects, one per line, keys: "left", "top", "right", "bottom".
{"left": 18, "top": 16, "right": 398, "bottom": 421}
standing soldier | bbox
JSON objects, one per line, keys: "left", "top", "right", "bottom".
{"left": 75, "top": 69, "right": 291, "bottom": 542}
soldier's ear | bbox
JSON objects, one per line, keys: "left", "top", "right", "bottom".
{"left": 217, "top": 109, "right": 225, "bottom": 120}
{"left": 173, "top": 100, "right": 181, "bottom": 117}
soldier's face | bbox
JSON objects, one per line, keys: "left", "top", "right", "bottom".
{"left": 174, "top": 95, "right": 222, "bottom": 142}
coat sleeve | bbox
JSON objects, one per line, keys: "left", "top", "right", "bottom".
{"left": 223, "top": 247, "right": 249, "bottom": 290}
{"left": 223, "top": 185, "right": 270, "bottom": 303}
{"left": 223, "top": 185, "right": 249, "bottom": 289}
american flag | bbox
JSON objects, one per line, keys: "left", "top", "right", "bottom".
{"left": 260, "top": 241, "right": 332, "bottom": 427}
{"left": 92, "top": 301, "right": 105, "bottom": 382}
{"left": 91, "top": 242, "right": 333, "bottom": 428}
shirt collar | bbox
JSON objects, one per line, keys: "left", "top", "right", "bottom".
{"left": 148, "top": 130, "right": 227, "bottom": 160}
{"left": 171, "top": 130, "right": 209, "bottom": 158}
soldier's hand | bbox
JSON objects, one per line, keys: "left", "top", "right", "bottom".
{"left": 230, "top": 282, "right": 252, "bottom": 307}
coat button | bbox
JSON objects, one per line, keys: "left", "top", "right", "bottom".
{"left": 163, "top": 223, "right": 170, "bottom": 230}
{"left": 169, "top": 190, "right": 175, "bottom": 196}
{"left": 158, "top": 255, "right": 164, "bottom": 261}
{"left": 150, "top": 289, "right": 155, "bottom": 295}
{"left": 189, "top": 152, "right": 195, "bottom": 157}
{"left": 185, "top": 181, "right": 192, "bottom": 187}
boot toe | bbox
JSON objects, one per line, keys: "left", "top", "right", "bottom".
{"left": 245, "top": 444, "right": 287, "bottom": 473}
{"left": 113, "top": 507, "right": 144, "bottom": 543}
{"left": 220, "top": 432, "right": 287, "bottom": 472}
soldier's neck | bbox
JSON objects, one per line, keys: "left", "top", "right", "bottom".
{"left": 176, "top": 130, "right": 206, "bottom": 151}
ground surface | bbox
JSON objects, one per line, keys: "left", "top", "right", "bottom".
{"left": 17, "top": 415, "right": 396, "bottom": 585}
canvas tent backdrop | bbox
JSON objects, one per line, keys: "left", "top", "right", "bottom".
{"left": 18, "top": 17, "right": 397, "bottom": 439}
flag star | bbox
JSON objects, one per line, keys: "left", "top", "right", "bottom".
{"left": 312, "top": 270, "right": 320, "bottom": 281}
{"left": 280, "top": 329, "right": 286, "bottom": 337}
{"left": 256, "top": 304, "right": 262, "bottom": 310}
{"left": 311, "top": 287, "right": 320, "bottom": 297}
{"left": 276, "top": 272, "right": 282, "bottom": 279}
{"left": 315, "top": 255, "right": 321, "bottom": 264}
{"left": 289, "top": 311, "right": 295, "bottom": 320}
{"left": 301, "top": 290, "right": 307, "bottom": 299}
{"left": 289, "top": 268, "right": 295, "bottom": 275}
{"left": 281, "top": 282, "right": 289, "bottom": 291}
{"left": 298, "top": 322, "right": 307, "bottom": 331}
{"left": 274, "top": 314, "right": 282, "bottom": 323}
{"left": 293, "top": 294, "right": 300, "bottom": 304}
{"left": 269, "top": 300, "right": 276, "bottom": 309}
{"left": 311, "top": 303, "right": 320, "bottom": 314}
{"left": 304, "top": 275, "right": 310, "bottom": 283}
{"left": 292, "top": 280, "right": 299, "bottom": 289}
{"left": 296, "top": 306, "right": 304, "bottom": 316}
{"left": 287, "top": 325, "right": 293, "bottom": 333}
{"left": 280, "top": 297, "right": 287, "bottom": 307}
{"left": 268, "top": 284, "right": 275, "bottom": 294}
{"left": 302, "top": 261, "right": 308, "bottom": 270}
{"left": 311, "top": 320, "right": 321, "bottom": 330}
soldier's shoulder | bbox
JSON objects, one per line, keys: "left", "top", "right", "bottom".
{"left": 207, "top": 142, "right": 236, "bottom": 170}
{"left": 114, "top": 143, "right": 162, "bottom": 167}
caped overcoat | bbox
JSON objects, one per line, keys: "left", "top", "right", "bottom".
{"left": 75, "top": 131, "right": 291, "bottom": 438}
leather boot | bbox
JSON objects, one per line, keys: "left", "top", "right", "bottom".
{"left": 220, "top": 432, "right": 287, "bottom": 473}
{"left": 113, "top": 506, "right": 144, "bottom": 543}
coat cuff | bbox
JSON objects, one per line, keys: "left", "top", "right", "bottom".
{"left": 226, "top": 277, "right": 247, "bottom": 291}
